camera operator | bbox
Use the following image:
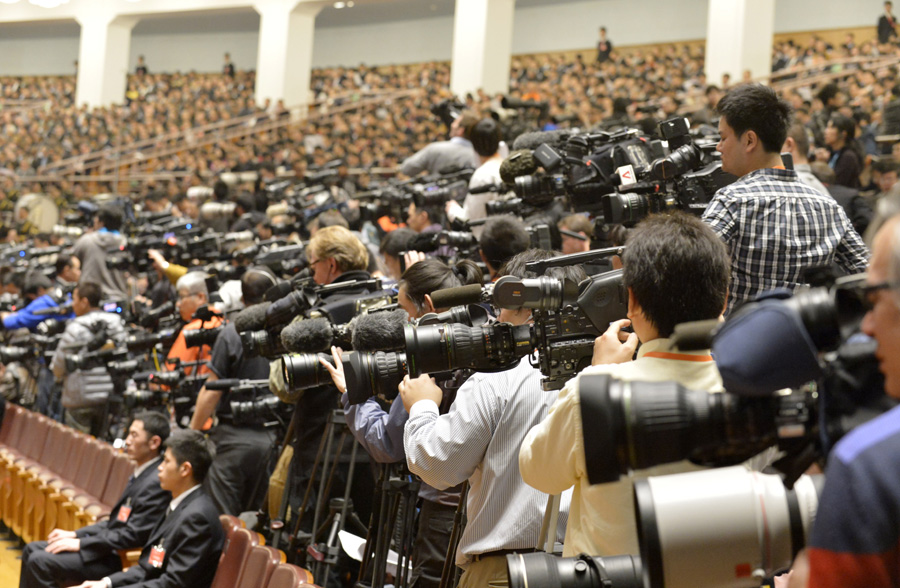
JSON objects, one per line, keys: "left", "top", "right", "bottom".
{"left": 2, "top": 256, "right": 80, "bottom": 331}
{"left": 400, "top": 113, "right": 479, "bottom": 177}
{"left": 73, "top": 203, "right": 129, "bottom": 300}
{"left": 701, "top": 84, "right": 869, "bottom": 314}
{"left": 519, "top": 212, "right": 730, "bottom": 558}
{"left": 164, "top": 272, "right": 224, "bottom": 375}
{"left": 318, "top": 257, "right": 482, "bottom": 588}
{"left": 801, "top": 213, "right": 900, "bottom": 588}
{"left": 50, "top": 281, "right": 127, "bottom": 436}
{"left": 188, "top": 268, "right": 279, "bottom": 515}
{"left": 446, "top": 118, "right": 505, "bottom": 238}
{"left": 557, "top": 214, "right": 593, "bottom": 255}
{"left": 400, "top": 249, "right": 583, "bottom": 588}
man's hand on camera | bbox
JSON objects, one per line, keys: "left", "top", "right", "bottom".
{"left": 319, "top": 346, "right": 346, "bottom": 394}
{"left": 592, "top": 319, "right": 639, "bottom": 365}
{"left": 399, "top": 374, "right": 441, "bottom": 413}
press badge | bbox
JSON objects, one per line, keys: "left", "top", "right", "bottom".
{"left": 149, "top": 543, "right": 166, "bottom": 568}
{"left": 116, "top": 498, "right": 132, "bottom": 523}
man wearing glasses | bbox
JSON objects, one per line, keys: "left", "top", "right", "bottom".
{"left": 165, "top": 272, "right": 223, "bottom": 376}
{"left": 802, "top": 214, "right": 900, "bottom": 587}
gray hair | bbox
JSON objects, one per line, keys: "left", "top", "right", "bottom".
{"left": 175, "top": 271, "right": 209, "bottom": 297}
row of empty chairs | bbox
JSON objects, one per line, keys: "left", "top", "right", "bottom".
{"left": 1, "top": 404, "right": 316, "bottom": 588}
{"left": 213, "top": 514, "right": 317, "bottom": 588}
{"left": 0, "top": 403, "right": 132, "bottom": 543}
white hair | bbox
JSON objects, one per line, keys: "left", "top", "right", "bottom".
{"left": 175, "top": 271, "right": 209, "bottom": 297}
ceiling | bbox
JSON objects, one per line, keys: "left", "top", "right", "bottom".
{"left": 0, "top": 0, "right": 589, "bottom": 36}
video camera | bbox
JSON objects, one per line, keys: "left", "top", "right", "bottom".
{"left": 431, "top": 99, "right": 465, "bottom": 128}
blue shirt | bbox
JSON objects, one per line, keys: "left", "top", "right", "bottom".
{"left": 3, "top": 292, "right": 74, "bottom": 331}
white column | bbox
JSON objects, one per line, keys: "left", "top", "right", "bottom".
{"left": 450, "top": 0, "right": 515, "bottom": 98}
{"left": 75, "top": 14, "right": 138, "bottom": 108}
{"left": 706, "top": 0, "right": 775, "bottom": 86}
{"left": 254, "top": 0, "right": 321, "bottom": 109}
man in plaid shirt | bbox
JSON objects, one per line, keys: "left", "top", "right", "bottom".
{"left": 702, "top": 84, "right": 869, "bottom": 314}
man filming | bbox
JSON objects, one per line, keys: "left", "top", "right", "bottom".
{"left": 400, "top": 113, "right": 479, "bottom": 177}
{"left": 519, "top": 212, "right": 730, "bottom": 557}
{"left": 701, "top": 83, "right": 869, "bottom": 314}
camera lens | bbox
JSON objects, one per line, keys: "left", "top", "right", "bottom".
{"left": 183, "top": 325, "right": 224, "bottom": 349}
{"left": 405, "top": 322, "right": 532, "bottom": 377}
{"left": 601, "top": 192, "right": 650, "bottom": 226}
{"left": 344, "top": 351, "right": 408, "bottom": 405}
{"left": 281, "top": 353, "right": 332, "bottom": 391}
{"left": 507, "top": 553, "right": 642, "bottom": 588}
{"left": 241, "top": 329, "right": 285, "bottom": 358}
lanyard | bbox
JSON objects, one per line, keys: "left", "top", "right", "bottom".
{"left": 643, "top": 351, "right": 714, "bottom": 362}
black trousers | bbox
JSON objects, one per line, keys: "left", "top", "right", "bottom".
{"left": 410, "top": 499, "right": 457, "bottom": 588}
{"left": 19, "top": 540, "right": 121, "bottom": 588}
{"left": 204, "top": 422, "right": 277, "bottom": 516}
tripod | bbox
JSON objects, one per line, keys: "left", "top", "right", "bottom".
{"left": 286, "top": 409, "right": 368, "bottom": 588}
{"left": 356, "top": 463, "right": 420, "bottom": 588}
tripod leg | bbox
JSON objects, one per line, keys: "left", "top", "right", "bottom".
{"left": 439, "top": 483, "right": 468, "bottom": 588}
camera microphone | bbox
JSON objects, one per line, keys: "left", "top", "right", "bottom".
{"left": 281, "top": 318, "right": 344, "bottom": 353}
{"left": 408, "top": 232, "right": 441, "bottom": 253}
{"left": 512, "top": 129, "right": 575, "bottom": 151}
{"left": 468, "top": 183, "right": 506, "bottom": 195}
{"left": 351, "top": 309, "right": 408, "bottom": 352}
{"left": 429, "top": 284, "right": 488, "bottom": 309}
{"left": 499, "top": 149, "right": 539, "bottom": 184}
{"left": 670, "top": 319, "right": 722, "bottom": 352}
{"left": 233, "top": 302, "right": 271, "bottom": 333}
{"left": 264, "top": 281, "right": 293, "bottom": 303}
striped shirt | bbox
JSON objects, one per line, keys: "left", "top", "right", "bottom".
{"left": 403, "top": 356, "right": 570, "bottom": 567}
{"left": 702, "top": 167, "right": 869, "bottom": 314}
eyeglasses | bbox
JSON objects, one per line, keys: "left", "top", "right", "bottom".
{"left": 859, "top": 280, "right": 900, "bottom": 311}
{"left": 308, "top": 258, "right": 327, "bottom": 270}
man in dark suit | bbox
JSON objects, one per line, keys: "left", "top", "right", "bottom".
{"left": 20, "top": 412, "right": 171, "bottom": 588}
{"left": 879, "top": 1, "right": 897, "bottom": 44}
{"left": 74, "top": 429, "right": 225, "bottom": 588}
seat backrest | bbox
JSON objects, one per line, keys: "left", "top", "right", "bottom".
{"left": 237, "top": 545, "right": 284, "bottom": 588}
{"left": 23, "top": 412, "right": 51, "bottom": 460}
{"left": 100, "top": 454, "right": 134, "bottom": 506}
{"left": 220, "top": 514, "right": 245, "bottom": 540}
{"left": 57, "top": 430, "right": 88, "bottom": 481}
{"left": 84, "top": 443, "right": 116, "bottom": 498}
{"left": 71, "top": 439, "right": 101, "bottom": 490}
{"left": 39, "top": 423, "right": 66, "bottom": 468}
{"left": 265, "top": 563, "right": 315, "bottom": 588}
{"left": 209, "top": 527, "right": 259, "bottom": 588}
{"left": 0, "top": 403, "right": 23, "bottom": 445}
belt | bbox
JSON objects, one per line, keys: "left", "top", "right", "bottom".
{"left": 470, "top": 548, "right": 539, "bottom": 562}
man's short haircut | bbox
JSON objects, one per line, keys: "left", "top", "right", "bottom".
{"left": 498, "top": 248, "right": 588, "bottom": 284}
{"left": 411, "top": 194, "right": 445, "bottom": 226}
{"left": 213, "top": 180, "right": 229, "bottom": 201}
{"left": 470, "top": 118, "right": 501, "bottom": 157}
{"left": 705, "top": 85, "right": 721, "bottom": 97}
{"left": 379, "top": 228, "right": 416, "bottom": 257}
{"left": 97, "top": 204, "right": 125, "bottom": 232}
{"left": 132, "top": 410, "right": 170, "bottom": 448}
{"left": 399, "top": 258, "right": 483, "bottom": 312}
{"left": 622, "top": 212, "right": 730, "bottom": 338}
{"left": 55, "top": 255, "right": 77, "bottom": 277}
{"left": 310, "top": 209, "right": 350, "bottom": 232}
{"left": 787, "top": 123, "right": 811, "bottom": 158}
{"left": 307, "top": 225, "right": 369, "bottom": 273}
{"left": 716, "top": 84, "right": 792, "bottom": 153}
{"left": 145, "top": 191, "right": 167, "bottom": 204}
{"left": 559, "top": 214, "right": 593, "bottom": 236}
{"left": 75, "top": 281, "right": 102, "bottom": 307}
{"left": 164, "top": 429, "right": 215, "bottom": 484}
{"left": 241, "top": 266, "right": 277, "bottom": 306}
{"left": 456, "top": 113, "right": 480, "bottom": 140}
{"left": 817, "top": 83, "right": 840, "bottom": 105}
{"left": 479, "top": 216, "right": 531, "bottom": 271}
{"left": 176, "top": 271, "right": 209, "bottom": 298}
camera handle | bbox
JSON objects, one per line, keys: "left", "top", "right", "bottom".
{"left": 535, "top": 493, "right": 563, "bottom": 554}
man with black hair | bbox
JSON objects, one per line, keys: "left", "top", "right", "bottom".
{"left": 2, "top": 258, "right": 78, "bottom": 331}
{"left": 189, "top": 268, "right": 278, "bottom": 515}
{"left": 400, "top": 113, "right": 479, "bottom": 177}
{"left": 701, "top": 83, "right": 868, "bottom": 313}
{"left": 74, "top": 429, "right": 224, "bottom": 588}
{"left": 879, "top": 0, "right": 898, "bottom": 44}
{"left": 447, "top": 118, "right": 505, "bottom": 238}
{"left": 20, "top": 412, "right": 170, "bottom": 588}
{"left": 50, "top": 281, "right": 127, "bottom": 435}
{"left": 477, "top": 215, "right": 530, "bottom": 280}
{"left": 73, "top": 204, "right": 128, "bottom": 300}
{"left": 519, "top": 212, "right": 730, "bottom": 557}
{"left": 401, "top": 249, "right": 582, "bottom": 588}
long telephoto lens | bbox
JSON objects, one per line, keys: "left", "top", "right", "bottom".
{"left": 183, "top": 325, "right": 224, "bottom": 349}
{"left": 507, "top": 553, "right": 642, "bottom": 588}
{"left": 578, "top": 374, "right": 811, "bottom": 485}
{"left": 404, "top": 322, "right": 533, "bottom": 377}
{"left": 241, "top": 329, "right": 286, "bottom": 358}
{"left": 601, "top": 192, "right": 650, "bottom": 226}
{"left": 650, "top": 143, "right": 702, "bottom": 181}
{"left": 280, "top": 353, "right": 333, "bottom": 391}
{"left": 344, "top": 351, "right": 408, "bottom": 405}
{"left": 0, "top": 346, "right": 30, "bottom": 363}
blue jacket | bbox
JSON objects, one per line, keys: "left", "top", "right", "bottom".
{"left": 2, "top": 292, "right": 74, "bottom": 331}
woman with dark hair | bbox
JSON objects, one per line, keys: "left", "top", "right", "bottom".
{"left": 317, "top": 255, "right": 482, "bottom": 588}
{"left": 825, "top": 114, "right": 863, "bottom": 189}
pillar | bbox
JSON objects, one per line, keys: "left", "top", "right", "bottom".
{"left": 75, "top": 14, "right": 138, "bottom": 108}
{"left": 450, "top": 0, "right": 515, "bottom": 98}
{"left": 254, "top": 0, "right": 321, "bottom": 109}
{"left": 705, "top": 0, "right": 775, "bottom": 86}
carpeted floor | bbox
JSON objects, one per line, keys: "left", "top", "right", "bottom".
{"left": 0, "top": 534, "right": 22, "bottom": 587}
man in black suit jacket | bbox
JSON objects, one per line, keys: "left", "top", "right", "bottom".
{"left": 20, "top": 412, "right": 171, "bottom": 588}
{"left": 879, "top": 1, "right": 897, "bottom": 44}
{"left": 75, "top": 429, "right": 225, "bottom": 588}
